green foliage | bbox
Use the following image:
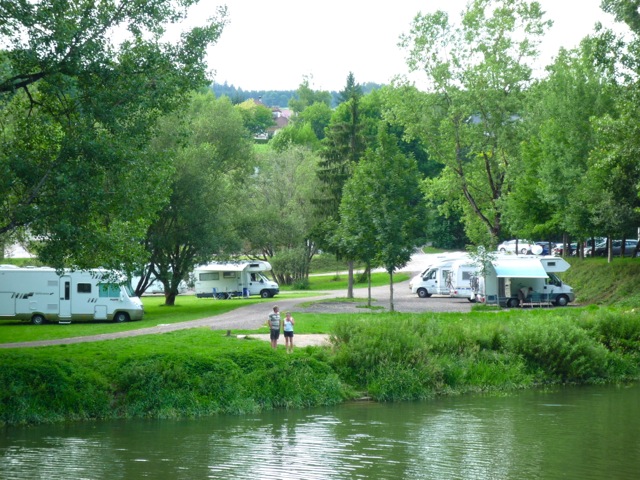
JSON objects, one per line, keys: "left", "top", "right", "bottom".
{"left": 330, "top": 310, "right": 640, "bottom": 401}
{"left": 0, "top": 331, "right": 348, "bottom": 426}
{"left": 502, "top": 317, "right": 612, "bottom": 383}
{"left": 142, "top": 92, "right": 253, "bottom": 304}
{"left": 0, "top": 1, "right": 228, "bottom": 269}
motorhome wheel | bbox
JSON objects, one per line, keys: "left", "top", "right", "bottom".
{"left": 417, "top": 288, "right": 430, "bottom": 298}
{"left": 114, "top": 312, "right": 129, "bottom": 323}
{"left": 31, "top": 314, "right": 46, "bottom": 325}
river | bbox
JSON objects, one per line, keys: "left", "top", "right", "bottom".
{"left": 1, "top": 383, "right": 638, "bottom": 479}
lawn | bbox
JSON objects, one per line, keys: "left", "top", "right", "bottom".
{"left": 0, "top": 271, "right": 407, "bottom": 344}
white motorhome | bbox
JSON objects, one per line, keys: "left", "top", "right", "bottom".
{"left": 409, "top": 254, "right": 471, "bottom": 298}
{"left": 472, "top": 255, "right": 575, "bottom": 307}
{"left": 194, "top": 261, "right": 279, "bottom": 299}
{"left": 448, "top": 259, "right": 480, "bottom": 301}
{"left": 0, "top": 265, "right": 144, "bottom": 325}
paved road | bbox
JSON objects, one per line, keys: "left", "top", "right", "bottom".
{"left": 1, "top": 252, "right": 473, "bottom": 349}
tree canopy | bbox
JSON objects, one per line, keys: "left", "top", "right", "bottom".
{"left": 0, "top": 0, "right": 227, "bottom": 269}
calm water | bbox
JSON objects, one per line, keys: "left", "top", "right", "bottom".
{"left": 1, "top": 384, "right": 639, "bottom": 479}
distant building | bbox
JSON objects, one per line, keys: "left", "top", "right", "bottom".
{"left": 252, "top": 98, "right": 289, "bottom": 139}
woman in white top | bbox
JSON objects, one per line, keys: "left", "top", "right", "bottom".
{"left": 283, "top": 311, "right": 295, "bottom": 353}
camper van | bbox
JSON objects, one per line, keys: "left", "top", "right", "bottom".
{"left": 0, "top": 266, "right": 144, "bottom": 324}
{"left": 409, "top": 254, "right": 471, "bottom": 298}
{"left": 471, "top": 255, "right": 575, "bottom": 307}
{"left": 448, "top": 259, "right": 480, "bottom": 301}
{"left": 194, "top": 261, "right": 279, "bottom": 299}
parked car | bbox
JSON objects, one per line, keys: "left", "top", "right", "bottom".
{"left": 586, "top": 239, "right": 639, "bottom": 257}
{"left": 552, "top": 242, "right": 577, "bottom": 256}
{"left": 497, "top": 239, "right": 535, "bottom": 254}
{"left": 535, "top": 241, "right": 557, "bottom": 255}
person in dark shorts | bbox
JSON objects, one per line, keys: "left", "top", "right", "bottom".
{"left": 268, "top": 305, "right": 282, "bottom": 349}
{"left": 283, "top": 311, "right": 295, "bottom": 353}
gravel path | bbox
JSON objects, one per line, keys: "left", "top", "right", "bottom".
{"left": 1, "top": 252, "right": 473, "bottom": 349}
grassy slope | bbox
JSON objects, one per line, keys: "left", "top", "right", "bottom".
{"left": 561, "top": 257, "right": 640, "bottom": 307}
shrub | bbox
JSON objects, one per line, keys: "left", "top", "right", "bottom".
{"left": 503, "top": 318, "right": 612, "bottom": 383}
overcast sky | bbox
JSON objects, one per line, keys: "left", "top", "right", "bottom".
{"left": 186, "top": 0, "right": 627, "bottom": 92}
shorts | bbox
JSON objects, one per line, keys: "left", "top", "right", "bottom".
{"left": 284, "top": 330, "right": 294, "bottom": 338}
{"left": 270, "top": 329, "right": 280, "bottom": 340}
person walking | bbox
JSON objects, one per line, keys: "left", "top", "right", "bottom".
{"left": 283, "top": 311, "right": 295, "bottom": 353}
{"left": 268, "top": 305, "right": 282, "bottom": 349}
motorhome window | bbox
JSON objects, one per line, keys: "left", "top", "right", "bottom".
{"left": 546, "top": 273, "right": 562, "bottom": 287}
{"left": 77, "top": 283, "right": 91, "bottom": 293}
{"left": 199, "top": 272, "right": 219, "bottom": 281}
{"left": 123, "top": 283, "right": 135, "bottom": 297}
{"left": 98, "top": 283, "right": 121, "bottom": 298}
{"left": 462, "top": 271, "right": 472, "bottom": 281}
{"left": 223, "top": 272, "right": 236, "bottom": 279}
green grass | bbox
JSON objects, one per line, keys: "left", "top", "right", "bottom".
{"left": 2, "top": 306, "right": 639, "bottom": 426}
{"left": 281, "top": 271, "right": 409, "bottom": 291}
{"left": 0, "top": 270, "right": 405, "bottom": 343}
{"left": 0, "top": 295, "right": 296, "bottom": 343}
{"left": 562, "top": 257, "right": 640, "bottom": 307}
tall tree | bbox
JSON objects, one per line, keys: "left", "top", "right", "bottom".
{"left": 236, "top": 145, "right": 322, "bottom": 285}
{"left": 0, "top": 0, "right": 227, "bottom": 269}
{"left": 315, "top": 72, "right": 367, "bottom": 297}
{"left": 337, "top": 125, "right": 427, "bottom": 311}
{"left": 140, "top": 92, "right": 253, "bottom": 305}
{"left": 393, "top": 0, "right": 551, "bottom": 246}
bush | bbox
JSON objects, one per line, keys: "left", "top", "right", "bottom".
{"left": 502, "top": 317, "right": 612, "bottom": 383}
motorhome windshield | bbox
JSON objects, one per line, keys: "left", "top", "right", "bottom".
{"left": 123, "top": 283, "right": 136, "bottom": 297}
{"left": 547, "top": 273, "right": 562, "bottom": 287}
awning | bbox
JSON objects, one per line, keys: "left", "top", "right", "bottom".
{"left": 492, "top": 259, "right": 548, "bottom": 278}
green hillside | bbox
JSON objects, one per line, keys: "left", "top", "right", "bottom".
{"left": 563, "top": 257, "right": 640, "bottom": 307}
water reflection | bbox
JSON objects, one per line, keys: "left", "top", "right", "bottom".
{"left": 1, "top": 384, "right": 639, "bottom": 479}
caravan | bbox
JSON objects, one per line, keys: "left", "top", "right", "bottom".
{"left": 0, "top": 265, "right": 144, "bottom": 324}
{"left": 472, "top": 255, "right": 575, "bottom": 307}
{"left": 194, "top": 261, "right": 279, "bottom": 299}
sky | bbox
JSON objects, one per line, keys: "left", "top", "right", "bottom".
{"left": 183, "top": 0, "right": 628, "bottom": 92}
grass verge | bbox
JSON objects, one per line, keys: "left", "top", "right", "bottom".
{"left": 1, "top": 306, "right": 639, "bottom": 426}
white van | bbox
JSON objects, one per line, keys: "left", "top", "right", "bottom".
{"left": 194, "top": 261, "right": 279, "bottom": 299}
{"left": 0, "top": 266, "right": 144, "bottom": 324}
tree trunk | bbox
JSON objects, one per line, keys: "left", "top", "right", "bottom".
{"left": 164, "top": 291, "right": 177, "bottom": 306}
{"left": 367, "top": 265, "right": 372, "bottom": 307}
{"left": 347, "top": 260, "right": 354, "bottom": 299}
{"left": 389, "top": 270, "right": 395, "bottom": 312}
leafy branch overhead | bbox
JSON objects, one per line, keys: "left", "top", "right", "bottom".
{"left": 0, "top": 0, "right": 227, "bottom": 269}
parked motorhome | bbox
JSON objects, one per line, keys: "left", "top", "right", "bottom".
{"left": 194, "top": 261, "right": 279, "bottom": 299}
{"left": 471, "top": 255, "right": 575, "bottom": 307}
{"left": 448, "top": 259, "right": 480, "bottom": 301}
{"left": 409, "top": 254, "right": 471, "bottom": 298}
{"left": 0, "top": 266, "right": 144, "bottom": 324}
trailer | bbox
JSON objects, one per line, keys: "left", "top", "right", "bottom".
{"left": 194, "top": 261, "right": 279, "bottom": 299}
{"left": 472, "top": 255, "right": 575, "bottom": 307}
{"left": 0, "top": 265, "right": 144, "bottom": 324}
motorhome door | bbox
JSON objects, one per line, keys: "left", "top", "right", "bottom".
{"left": 59, "top": 275, "right": 71, "bottom": 318}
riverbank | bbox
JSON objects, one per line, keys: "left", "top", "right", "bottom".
{"left": 2, "top": 306, "right": 639, "bottom": 427}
